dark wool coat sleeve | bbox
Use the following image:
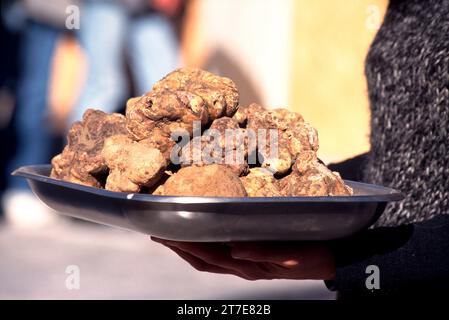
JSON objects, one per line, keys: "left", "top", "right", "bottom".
{"left": 362, "top": 0, "right": 449, "bottom": 227}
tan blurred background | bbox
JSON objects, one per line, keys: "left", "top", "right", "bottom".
{"left": 49, "top": 0, "right": 387, "bottom": 162}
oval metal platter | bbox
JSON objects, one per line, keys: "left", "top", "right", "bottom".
{"left": 12, "top": 165, "right": 404, "bottom": 241}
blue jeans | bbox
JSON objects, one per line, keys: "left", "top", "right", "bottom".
{"left": 71, "top": 1, "right": 179, "bottom": 123}
{"left": 7, "top": 20, "right": 60, "bottom": 190}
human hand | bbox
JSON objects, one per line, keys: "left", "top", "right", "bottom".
{"left": 152, "top": 238, "right": 336, "bottom": 280}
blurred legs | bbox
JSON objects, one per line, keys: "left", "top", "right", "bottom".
{"left": 4, "top": 20, "right": 60, "bottom": 228}
{"left": 7, "top": 20, "right": 59, "bottom": 190}
{"left": 71, "top": 1, "right": 128, "bottom": 123}
{"left": 128, "top": 14, "right": 179, "bottom": 95}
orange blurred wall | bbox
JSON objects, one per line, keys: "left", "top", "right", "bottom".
{"left": 184, "top": 0, "right": 387, "bottom": 162}
{"left": 290, "top": 0, "right": 387, "bottom": 162}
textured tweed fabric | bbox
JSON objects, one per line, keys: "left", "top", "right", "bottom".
{"left": 364, "top": 0, "right": 449, "bottom": 226}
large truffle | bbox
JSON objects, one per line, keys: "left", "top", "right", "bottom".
{"left": 125, "top": 90, "right": 208, "bottom": 145}
{"left": 152, "top": 67, "right": 239, "bottom": 119}
{"left": 154, "top": 164, "right": 247, "bottom": 197}
{"left": 101, "top": 135, "right": 167, "bottom": 192}
{"left": 279, "top": 151, "right": 353, "bottom": 196}
{"left": 50, "top": 109, "right": 128, "bottom": 187}
{"left": 240, "top": 168, "right": 282, "bottom": 197}
{"left": 179, "top": 117, "right": 248, "bottom": 175}
{"left": 246, "top": 107, "right": 319, "bottom": 175}
{"left": 126, "top": 68, "right": 239, "bottom": 144}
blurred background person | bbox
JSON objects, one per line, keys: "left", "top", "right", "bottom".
{"left": 71, "top": 0, "right": 181, "bottom": 123}
{"left": 2, "top": 0, "right": 77, "bottom": 228}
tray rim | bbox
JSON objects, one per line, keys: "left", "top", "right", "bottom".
{"left": 12, "top": 164, "right": 404, "bottom": 204}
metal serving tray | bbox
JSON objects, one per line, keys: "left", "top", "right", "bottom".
{"left": 13, "top": 165, "right": 403, "bottom": 241}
